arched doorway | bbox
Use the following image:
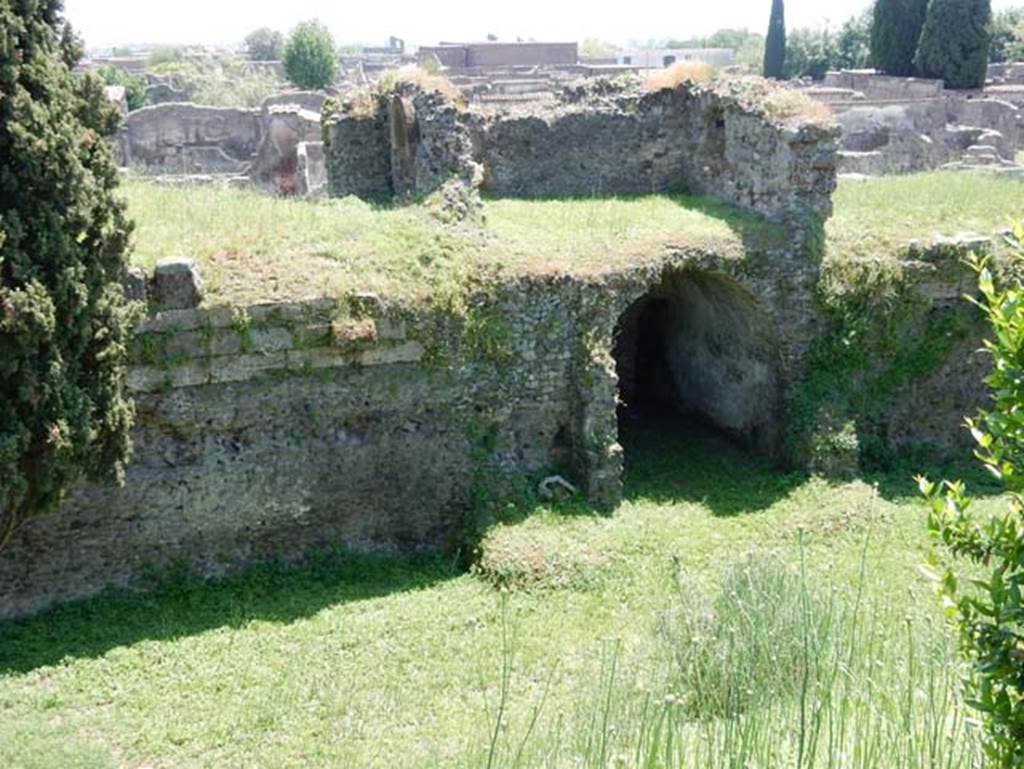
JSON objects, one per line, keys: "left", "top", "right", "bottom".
{"left": 612, "top": 270, "right": 782, "bottom": 458}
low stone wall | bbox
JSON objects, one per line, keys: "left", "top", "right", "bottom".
{"left": 823, "top": 71, "right": 945, "bottom": 101}
{"left": 324, "top": 81, "right": 839, "bottom": 228}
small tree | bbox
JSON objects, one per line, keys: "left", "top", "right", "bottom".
{"left": 915, "top": 0, "right": 992, "bottom": 89}
{"left": 1, "top": 1, "right": 135, "bottom": 551}
{"left": 870, "top": 0, "right": 928, "bottom": 76}
{"left": 990, "top": 8, "right": 1024, "bottom": 63}
{"left": 763, "top": 0, "right": 786, "bottom": 78}
{"left": 244, "top": 27, "right": 284, "bottom": 61}
{"left": 921, "top": 226, "right": 1024, "bottom": 767}
{"left": 283, "top": 19, "right": 337, "bottom": 90}
{"left": 836, "top": 9, "right": 873, "bottom": 70}
{"left": 783, "top": 27, "right": 837, "bottom": 80}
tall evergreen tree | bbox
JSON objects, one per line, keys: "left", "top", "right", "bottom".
{"left": 763, "top": 0, "right": 786, "bottom": 78}
{"left": 870, "top": 0, "right": 928, "bottom": 76}
{"left": 0, "top": 0, "right": 134, "bottom": 550}
{"left": 915, "top": 0, "right": 992, "bottom": 89}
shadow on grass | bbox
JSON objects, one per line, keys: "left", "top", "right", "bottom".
{"left": 0, "top": 551, "right": 457, "bottom": 676}
{"left": 620, "top": 414, "right": 807, "bottom": 517}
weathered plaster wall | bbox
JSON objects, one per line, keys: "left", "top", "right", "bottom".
{"left": 118, "top": 103, "right": 263, "bottom": 174}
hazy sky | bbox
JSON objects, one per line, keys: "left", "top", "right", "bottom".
{"left": 63, "top": 0, "right": 1023, "bottom": 51}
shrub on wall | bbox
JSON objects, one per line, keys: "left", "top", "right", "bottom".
{"left": 284, "top": 19, "right": 337, "bottom": 90}
{"left": 0, "top": 1, "right": 135, "bottom": 550}
{"left": 870, "top": 0, "right": 928, "bottom": 76}
{"left": 914, "top": 0, "right": 992, "bottom": 89}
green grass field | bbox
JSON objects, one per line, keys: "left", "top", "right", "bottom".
{"left": 124, "top": 170, "right": 1024, "bottom": 307}
{"left": 0, "top": 419, "right": 999, "bottom": 768}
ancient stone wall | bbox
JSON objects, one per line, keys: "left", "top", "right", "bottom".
{"left": 478, "top": 87, "right": 838, "bottom": 226}
{"left": 0, "top": 233, "right": 991, "bottom": 620}
{"left": 324, "top": 82, "right": 840, "bottom": 228}
{"left": 833, "top": 98, "right": 1023, "bottom": 175}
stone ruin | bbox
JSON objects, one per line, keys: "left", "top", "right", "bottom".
{"left": 324, "top": 79, "right": 839, "bottom": 229}
{"left": 0, "top": 76, "right": 1001, "bottom": 621}
{"left": 800, "top": 70, "right": 1024, "bottom": 177}
{"left": 116, "top": 91, "right": 329, "bottom": 196}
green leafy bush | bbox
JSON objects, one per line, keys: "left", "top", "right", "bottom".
{"left": 244, "top": 27, "right": 284, "bottom": 61}
{"left": 0, "top": 1, "right": 135, "bottom": 551}
{"left": 283, "top": 19, "right": 336, "bottom": 90}
{"left": 914, "top": 0, "right": 992, "bottom": 89}
{"left": 783, "top": 27, "right": 837, "bottom": 80}
{"left": 870, "top": 0, "right": 928, "bottom": 76}
{"left": 95, "top": 64, "right": 145, "bottom": 111}
{"left": 921, "top": 227, "right": 1024, "bottom": 767}
{"left": 989, "top": 8, "right": 1024, "bottom": 64}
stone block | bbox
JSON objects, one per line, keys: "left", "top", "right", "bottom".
{"left": 127, "top": 360, "right": 210, "bottom": 393}
{"left": 122, "top": 266, "right": 148, "bottom": 303}
{"left": 208, "top": 352, "right": 289, "bottom": 384}
{"left": 152, "top": 257, "right": 203, "bottom": 311}
{"left": 358, "top": 341, "right": 425, "bottom": 366}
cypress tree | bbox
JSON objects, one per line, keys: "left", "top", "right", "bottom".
{"left": 915, "top": 0, "right": 992, "bottom": 89}
{"left": 870, "top": 0, "right": 928, "bottom": 76}
{"left": 0, "top": 0, "right": 135, "bottom": 550}
{"left": 764, "top": 0, "right": 786, "bottom": 78}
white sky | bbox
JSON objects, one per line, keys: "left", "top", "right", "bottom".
{"left": 65, "top": 0, "right": 1022, "bottom": 51}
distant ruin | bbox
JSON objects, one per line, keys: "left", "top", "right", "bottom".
{"left": 802, "top": 70, "right": 1024, "bottom": 176}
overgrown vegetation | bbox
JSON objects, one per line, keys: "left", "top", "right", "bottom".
{"left": 120, "top": 172, "right": 1024, "bottom": 308}
{"left": 921, "top": 230, "right": 1024, "bottom": 766}
{"left": 0, "top": 1, "right": 134, "bottom": 550}
{"left": 147, "top": 56, "right": 283, "bottom": 108}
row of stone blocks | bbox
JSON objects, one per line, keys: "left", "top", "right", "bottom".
{"left": 128, "top": 294, "right": 424, "bottom": 393}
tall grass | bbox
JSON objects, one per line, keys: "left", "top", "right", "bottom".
{"left": 473, "top": 535, "right": 981, "bottom": 768}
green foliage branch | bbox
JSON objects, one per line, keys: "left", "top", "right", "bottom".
{"left": 921, "top": 225, "right": 1024, "bottom": 767}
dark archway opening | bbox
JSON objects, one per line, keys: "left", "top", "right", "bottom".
{"left": 612, "top": 271, "right": 782, "bottom": 470}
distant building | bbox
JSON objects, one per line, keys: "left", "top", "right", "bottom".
{"left": 417, "top": 41, "right": 579, "bottom": 69}
{"left": 616, "top": 48, "right": 735, "bottom": 69}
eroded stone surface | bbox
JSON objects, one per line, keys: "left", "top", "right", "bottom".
{"left": 152, "top": 257, "right": 204, "bottom": 310}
